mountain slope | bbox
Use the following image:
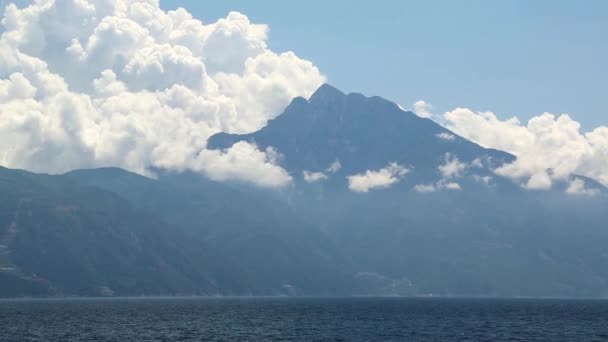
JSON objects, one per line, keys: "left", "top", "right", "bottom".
{"left": 208, "top": 84, "right": 608, "bottom": 298}
{"left": 0, "top": 167, "right": 216, "bottom": 297}
{"left": 3, "top": 84, "right": 608, "bottom": 298}
{"left": 64, "top": 168, "right": 356, "bottom": 296}
{"left": 209, "top": 84, "right": 513, "bottom": 183}
{"left": 0, "top": 166, "right": 356, "bottom": 297}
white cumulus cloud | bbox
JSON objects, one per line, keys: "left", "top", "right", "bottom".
{"left": 193, "top": 142, "right": 292, "bottom": 188}
{"left": 413, "top": 100, "right": 433, "bottom": 118}
{"left": 348, "top": 162, "right": 409, "bottom": 193}
{"left": 443, "top": 108, "right": 608, "bottom": 190}
{"left": 0, "top": 0, "right": 326, "bottom": 187}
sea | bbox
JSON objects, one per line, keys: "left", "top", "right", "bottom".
{"left": 1, "top": 297, "right": 607, "bottom": 341}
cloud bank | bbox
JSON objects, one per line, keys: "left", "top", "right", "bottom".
{"left": 348, "top": 162, "right": 409, "bottom": 193}
{"left": 0, "top": 0, "right": 325, "bottom": 187}
{"left": 443, "top": 108, "right": 608, "bottom": 189}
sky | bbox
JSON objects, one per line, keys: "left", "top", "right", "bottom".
{"left": 160, "top": 0, "right": 608, "bottom": 130}
{"left": 0, "top": 0, "right": 607, "bottom": 192}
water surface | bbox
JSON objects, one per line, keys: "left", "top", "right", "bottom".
{"left": 1, "top": 297, "right": 607, "bottom": 341}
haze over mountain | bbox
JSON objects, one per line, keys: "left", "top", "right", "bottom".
{"left": 1, "top": 84, "right": 608, "bottom": 298}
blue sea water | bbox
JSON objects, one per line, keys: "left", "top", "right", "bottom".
{"left": 1, "top": 297, "right": 607, "bottom": 341}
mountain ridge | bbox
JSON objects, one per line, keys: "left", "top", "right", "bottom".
{"left": 2, "top": 84, "right": 608, "bottom": 298}
{"left": 208, "top": 83, "right": 515, "bottom": 189}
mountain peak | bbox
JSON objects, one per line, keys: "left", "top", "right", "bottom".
{"left": 308, "top": 83, "right": 346, "bottom": 104}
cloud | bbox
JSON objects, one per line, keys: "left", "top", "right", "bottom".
{"left": 302, "top": 170, "right": 328, "bottom": 183}
{"left": 473, "top": 174, "right": 492, "bottom": 185}
{"left": 566, "top": 178, "right": 600, "bottom": 196}
{"left": 444, "top": 108, "right": 608, "bottom": 189}
{"left": 443, "top": 181, "right": 462, "bottom": 190}
{"left": 414, "top": 154, "right": 467, "bottom": 193}
{"left": 326, "top": 160, "right": 342, "bottom": 173}
{"left": 0, "top": 1, "right": 325, "bottom": 187}
{"left": 193, "top": 142, "right": 292, "bottom": 188}
{"left": 414, "top": 180, "right": 461, "bottom": 193}
{"left": 413, "top": 180, "right": 462, "bottom": 193}
{"left": 436, "top": 132, "right": 455, "bottom": 141}
{"left": 0, "top": 72, "right": 36, "bottom": 100}
{"left": 471, "top": 158, "right": 485, "bottom": 168}
{"left": 413, "top": 100, "right": 433, "bottom": 118}
{"left": 523, "top": 170, "right": 552, "bottom": 190}
{"left": 302, "top": 160, "right": 342, "bottom": 183}
{"left": 348, "top": 162, "right": 409, "bottom": 193}
{"left": 413, "top": 184, "right": 437, "bottom": 193}
{"left": 438, "top": 153, "right": 467, "bottom": 179}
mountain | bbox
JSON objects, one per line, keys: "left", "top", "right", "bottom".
{"left": 2, "top": 84, "right": 608, "bottom": 298}
{"left": 64, "top": 168, "right": 356, "bottom": 296}
{"left": 0, "top": 167, "right": 216, "bottom": 297}
{"left": 209, "top": 84, "right": 513, "bottom": 184}
{"left": 209, "top": 84, "right": 608, "bottom": 298}
{"left": 0, "top": 165, "right": 357, "bottom": 297}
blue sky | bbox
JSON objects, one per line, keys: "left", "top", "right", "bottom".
{"left": 161, "top": 0, "right": 607, "bottom": 130}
